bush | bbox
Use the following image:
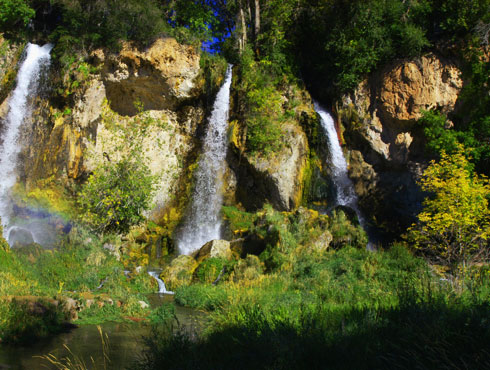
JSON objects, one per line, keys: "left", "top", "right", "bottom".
{"left": 175, "top": 284, "right": 229, "bottom": 311}
{"left": 195, "top": 258, "right": 226, "bottom": 284}
{"left": 79, "top": 106, "right": 157, "bottom": 234}
{"left": 0, "top": 299, "right": 64, "bottom": 344}
{"left": 79, "top": 156, "right": 155, "bottom": 233}
{"left": 407, "top": 145, "right": 490, "bottom": 268}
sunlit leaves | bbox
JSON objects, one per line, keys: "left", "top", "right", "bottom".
{"left": 407, "top": 145, "right": 490, "bottom": 267}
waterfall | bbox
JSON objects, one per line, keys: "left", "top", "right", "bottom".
{"left": 148, "top": 271, "right": 174, "bottom": 295}
{"left": 0, "top": 43, "right": 53, "bottom": 236}
{"left": 314, "top": 101, "right": 373, "bottom": 249}
{"left": 176, "top": 65, "right": 233, "bottom": 255}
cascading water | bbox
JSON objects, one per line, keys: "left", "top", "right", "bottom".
{"left": 314, "top": 101, "right": 373, "bottom": 249}
{"left": 176, "top": 65, "right": 233, "bottom": 255}
{"left": 148, "top": 271, "right": 174, "bottom": 294}
{"left": 0, "top": 43, "right": 53, "bottom": 239}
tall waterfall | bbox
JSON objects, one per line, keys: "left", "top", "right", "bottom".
{"left": 176, "top": 65, "right": 233, "bottom": 255}
{"left": 314, "top": 101, "right": 373, "bottom": 249}
{"left": 0, "top": 43, "right": 53, "bottom": 232}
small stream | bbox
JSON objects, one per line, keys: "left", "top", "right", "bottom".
{"left": 0, "top": 295, "right": 205, "bottom": 370}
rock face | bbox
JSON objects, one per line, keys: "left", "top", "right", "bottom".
{"left": 339, "top": 53, "right": 463, "bottom": 237}
{"left": 0, "top": 36, "right": 23, "bottom": 108}
{"left": 97, "top": 38, "right": 201, "bottom": 116}
{"left": 13, "top": 37, "right": 208, "bottom": 222}
{"left": 228, "top": 123, "right": 309, "bottom": 211}
{"left": 380, "top": 55, "right": 462, "bottom": 123}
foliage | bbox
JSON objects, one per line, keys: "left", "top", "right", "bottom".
{"left": 175, "top": 284, "right": 229, "bottom": 311}
{"left": 148, "top": 303, "right": 176, "bottom": 325}
{"left": 78, "top": 105, "right": 157, "bottom": 234}
{"left": 237, "top": 48, "right": 286, "bottom": 155}
{"left": 295, "top": 0, "right": 431, "bottom": 97}
{"left": 455, "top": 46, "right": 490, "bottom": 174}
{"left": 137, "top": 244, "right": 490, "bottom": 370}
{"left": 78, "top": 157, "right": 155, "bottom": 233}
{"left": 194, "top": 258, "right": 226, "bottom": 284}
{"left": 0, "top": 0, "right": 34, "bottom": 33}
{"left": 419, "top": 109, "right": 460, "bottom": 155}
{"left": 49, "top": 0, "right": 168, "bottom": 53}
{"left": 0, "top": 299, "right": 64, "bottom": 344}
{"left": 407, "top": 146, "right": 490, "bottom": 267}
{"left": 420, "top": 47, "right": 490, "bottom": 176}
{"left": 329, "top": 210, "right": 369, "bottom": 249}
{"left": 222, "top": 206, "right": 257, "bottom": 235}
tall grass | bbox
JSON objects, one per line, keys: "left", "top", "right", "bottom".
{"left": 39, "top": 325, "right": 110, "bottom": 370}
{"left": 135, "top": 244, "right": 490, "bottom": 370}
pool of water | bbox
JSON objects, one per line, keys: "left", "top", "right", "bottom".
{"left": 0, "top": 294, "right": 206, "bottom": 370}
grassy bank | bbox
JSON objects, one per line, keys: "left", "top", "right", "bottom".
{"left": 134, "top": 243, "right": 490, "bottom": 369}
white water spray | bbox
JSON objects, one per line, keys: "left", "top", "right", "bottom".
{"left": 149, "top": 271, "right": 174, "bottom": 294}
{"left": 314, "top": 101, "right": 373, "bottom": 249}
{"left": 0, "top": 43, "right": 52, "bottom": 235}
{"left": 177, "top": 65, "right": 233, "bottom": 255}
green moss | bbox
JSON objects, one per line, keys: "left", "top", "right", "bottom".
{"left": 13, "top": 180, "right": 77, "bottom": 221}
{"left": 0, "top": 40, "right": 24, "bottom": 104}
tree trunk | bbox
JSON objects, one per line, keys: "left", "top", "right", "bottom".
{"left": 254, "top": 0, "right": 260, "bottom": 40}
{"left": 237, "top": 0, "right": 247, "bottom": 54}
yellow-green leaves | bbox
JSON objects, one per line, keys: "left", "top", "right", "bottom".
{"left": 407, "top": 145, "right": 490, "bottom": 267}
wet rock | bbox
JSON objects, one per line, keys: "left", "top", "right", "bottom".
{"left": 194, "top": 239, "right": 232, "bottom": 262}
{"left": 8, "top": 227, "right": 34, "bottom": 247}
{"left": 161, "top": 255, "right": 198, "bottom": 291}
{"left": 230, "top": 124, "right": 309, "bottom": 211}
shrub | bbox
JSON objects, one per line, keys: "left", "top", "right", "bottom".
{"left": 407, "top": 145, "right": 490, "bottom": 268}
{"left": 79, "top": 105, "right": 157, "bottom": 234}
{"left": 0, "top": 299, "right": 64, "bottom": 344}
{"left": 79, "top": 156, "right": 155, "bottom": 233}
{"left": 195, "top": 258, "right": 226, "bottom": 284}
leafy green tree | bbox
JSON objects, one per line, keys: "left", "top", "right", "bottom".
{"left": 407, "top": 145, "right": 490, "bottom": 268}
{"left": 0, "top": 0, "right": 35, "bottom": 32}
{"left": 419, "top": 110, "right": 459, "bottom": 155}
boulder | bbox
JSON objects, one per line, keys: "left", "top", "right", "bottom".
{"left": 380, "top": 54, "right": 462, "bottom": 123}
{"left": 62, "top": 297, "right": 79, "bottom": 321}
{"left": 310, "top": 230, "right": 333, "bottom": 253}
{"left": 138, "top": 301, "right": 149, "bottom": 309}
{"left": 161, "top": 255, "right": 198, "bottom": 291}
{"left": 7, "top": 227, "right": 34, "bottom": 247}
{"left": 194, "top": 239, "right": 232, "bottom": 262}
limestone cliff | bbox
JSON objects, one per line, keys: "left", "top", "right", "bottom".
{"left": 338, "top": 53, "right": 463, "bottom": 237}
{"left": 225, "top": 80, "right": 323, "bottom": 212}
{"left": 13, "top": 38, "right": 213, "bottom": 224}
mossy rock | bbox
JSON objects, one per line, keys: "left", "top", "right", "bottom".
{"left": 161, "top": 255, "right": 198, "bottom": 291}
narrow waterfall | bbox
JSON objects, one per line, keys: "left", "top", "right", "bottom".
{"left": 176, "top": 65, "right": 233, "bottom": 255}
{"left": 148, "top": 271, "right": 174, "bottom": 294}
{"left": 314, "top": 101, "right": 373, "bottom": 249}
{"left": 0, "top": 43, "right": 53, "bottom": 237}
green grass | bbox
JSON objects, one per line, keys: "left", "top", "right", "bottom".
{"left": 135, "top": 244, "right": 490, "bottom": 369}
